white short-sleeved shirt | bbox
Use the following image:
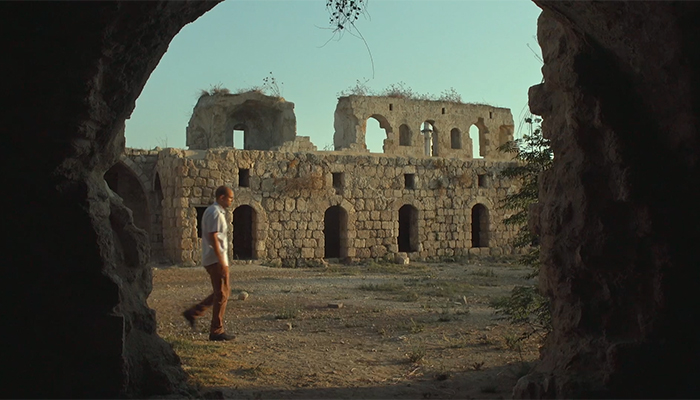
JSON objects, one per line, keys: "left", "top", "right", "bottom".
{"left": 201, "top": 202, "right": 229, "bottom": 266}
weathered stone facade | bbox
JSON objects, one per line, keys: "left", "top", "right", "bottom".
{"left": 149, "top": 148, "right": 519, "bottom": 266}
{"left": 115, "top": 94, "right": 521, "bottom": 266}
{"left": 186, "top": 90, "right": 303, "bottom": 151}
{"left": 334, "top": 95, "right": 514, "bottom": 159}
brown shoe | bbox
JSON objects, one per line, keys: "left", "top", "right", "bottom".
{"left": 209, "top": 332, "right": 235, "bottom": 341}
{"left": 182, "top": 311, "right": 196, "bottom": 329}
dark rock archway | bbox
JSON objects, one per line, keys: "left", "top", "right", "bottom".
{"left": 3, "top": 1, "right": 700, "bottom": 399}
{"left": 3, "top": 2, "right": 218, "bottom": 398}
{"left": 515, "top": 2, "right": 700, "bottom": 398}
{"left": 105, "top": 161, "right": 151, "bottom": 233}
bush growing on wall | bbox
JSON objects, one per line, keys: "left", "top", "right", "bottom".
{"left": 337, "top": 81, "right": 465, "bottom": 103}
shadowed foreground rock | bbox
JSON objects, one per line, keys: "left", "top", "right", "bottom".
{"left": 1, "top": 1, "right": 700, "bottom": 398}
{"left": 514, "top": 2, "right": 700, "bottom": 398}
{"left": 3, "top": 2, "right": 217, "bottom": 398}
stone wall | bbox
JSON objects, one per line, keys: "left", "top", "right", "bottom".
{"left": 333, "top": 95, "right": 514, "bottom": 160}
{"left": 108, "top": 148, "right": 168, "bottom": 261}
{"left": 154, "top": 148, "right": 521, "bottom": 266}
{"left": 186, "top": 91, "right": 297, "bottom": 150}
{"left": 272, "top": 135, "right": 318, "bottom": 153}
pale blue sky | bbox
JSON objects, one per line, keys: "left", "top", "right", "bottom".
{"left": 125, "top": 0, "right": 543, "bottom": 153}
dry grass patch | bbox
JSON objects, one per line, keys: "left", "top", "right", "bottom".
{"left": 150, "top": 259, "right": 541, "bottom": 399}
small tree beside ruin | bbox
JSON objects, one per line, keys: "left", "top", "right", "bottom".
{"left": 492, "top": 115, "right": 552, "bottom": 338}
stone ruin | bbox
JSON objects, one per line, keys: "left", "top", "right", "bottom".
{"left": 111, "top": 91, "right": 519, "bottom": 266}
{"left": 6, "top": 1, "right": 700, "bottom": 398}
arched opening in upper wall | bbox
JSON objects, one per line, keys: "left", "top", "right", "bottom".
{"left": 104, "top": 161, "right": 151, "bottom": 234}
{"left": 450, "top": 128, "right": 462, "bottom": 149}
{"left": 399, "top": 124, "right": 412, "bottom": 146}
{"left": 365, "top": 114, "right": 392, "bottom": 153}
{"left": 226, "top": 123, "right": 247, "bottom": 149}
{"left": 225, "top": 104, "right": 270, "bottom": 150}
{"left": 421, "top": 121, "right": 438, "bottom": 156}
{"left": 469, "top": 124, "right": 482, "bottom": 158}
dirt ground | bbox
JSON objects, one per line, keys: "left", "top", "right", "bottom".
{"left": 148, "top": 258, "right": 542, "bottom": 399}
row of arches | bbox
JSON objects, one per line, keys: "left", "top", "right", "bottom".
{"left": 220, "top": 203, "right": 491, "bottom": 260}
{"left": 106, "top": 160, "right": 493, "bottom": 262}
{"left": 366, "top": 117, "right": 484, "bottom": 158}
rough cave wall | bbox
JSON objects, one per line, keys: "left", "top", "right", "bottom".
{"left": 515, "top": 2, "right": 700, "bottom": 398}
{"left": 3, "top": 2, "right": 217, "bottom": 398}
{"left": 333, "top": 95, "right": 514, "bottom": 159}
{"left": 119, "top": 148, "right": 168, "bottom": 262}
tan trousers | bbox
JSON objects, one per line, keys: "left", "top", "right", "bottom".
{"left": 187, "top": 263, "right": 230, "bottom": 335}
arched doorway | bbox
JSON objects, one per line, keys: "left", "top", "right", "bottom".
{"left": 471, "top": 204, "right": 489, "bottom": 247}
{"left": 398, "top": 204, "right": 419, "bottom": 252}
{"left": 104, "top": 162, "right": 150, "bottom": 233}
{"left": 233, "top": 205, "right": 256, "bottom": 259}
{"left": 324, "top": 205, "right": 348, "bottom": 258}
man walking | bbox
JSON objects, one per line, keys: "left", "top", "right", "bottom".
{"left": 183, "top": 185, "right": 235, "bottom": 341}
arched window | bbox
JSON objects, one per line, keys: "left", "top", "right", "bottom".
{"left": 324, "top": 206, "right": 348, "bottom": 258}
{"left": 365, "top": 114, "right": 392, "bottom": 153}
{"left": 469, "top": 124, "right": 481, "bottom": 158}
{"left": 450, "top": 128, "right": 462, "bottom": 149}
{"left": 398, "top": 205, "right": 419, "bottom": 252}
{"left": 421, "top": 121, "right": 438, "bottom": 156}
{"left": 399, "top": 124, "right": 411, "bottom": 146}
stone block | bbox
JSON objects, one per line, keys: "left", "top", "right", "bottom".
{"left": 301, "top": 248, "right": 314, "bottom": 258}
{"left": 285, "top": 198, "right": 295, "bottom": 211}
{"left": 395, "top": 252, "right": 410, "bottom": 265}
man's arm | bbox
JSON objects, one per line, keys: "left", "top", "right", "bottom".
{"left": 208, "top": 231, "right": 228, "bottom": 267}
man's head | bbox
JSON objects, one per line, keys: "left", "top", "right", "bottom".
{"left": 215, "top": 185, "right": 234, "bottom": 208}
